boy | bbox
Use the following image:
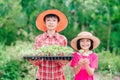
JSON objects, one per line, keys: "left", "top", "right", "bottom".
{"left": 29, "top": 9, "right": 68, "bottom": 80}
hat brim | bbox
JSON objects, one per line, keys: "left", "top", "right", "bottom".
{"left": 36, "top": 9, "right": 68, "bottom": 32}
{"left": 71, "top": 35, "right": 100, "bottom": 51}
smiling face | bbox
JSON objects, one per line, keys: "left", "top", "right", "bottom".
{"left": 44, "top": 14, "right": 60, "bottom": 31}
{"left": 45, "top": 17, "right": 59, "bottom": 31}
{"left": 80, "top": 38, "right": 91, "bottom": 51}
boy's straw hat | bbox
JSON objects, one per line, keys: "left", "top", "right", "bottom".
{"left": 36, "top": 9, "right": 68, "bottom": 32}
{"left": 71, "top": 31, "right": 100, "bottom": 51}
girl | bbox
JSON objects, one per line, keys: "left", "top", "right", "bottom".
{"left": 70, "top": 31, "right": 100, "bottom": 80}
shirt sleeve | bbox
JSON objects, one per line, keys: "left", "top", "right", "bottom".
{"left": 33, "top": 35, "right": 43, "bottom": 66}
{"left": 70, "top": 52, "right": 81, "bottom": 67}
{"left": 90, "top": 54, "right": 98, "bottom": 69}
{"left": 61, "top": 36, "right": 67, "bottom": 46}
{"left": 63, "top": 38, "right": 67, "bottom": 46}
{"left": 34, "top": 35, "right": 42, "bottom": 50}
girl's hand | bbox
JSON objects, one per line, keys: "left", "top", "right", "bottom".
{"left": 83, "top": 58, "right": 95, "bottom": 76}
{"left": 78, "top": 58, "right": 85, "bottom": 66}
{"left": 83, "top": 58, "right": 90, "bottom": 67}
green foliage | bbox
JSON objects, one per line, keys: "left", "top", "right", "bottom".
{"left": 98, "top": 50, "right": 120, "bottom": 75}
{"left": 0, "top": 60, "right": 28, "bottom": 80}
{"left": 0, "top": 0, "right": 120, "bottom": 53}
{"left": 37, "top": 45, "right": 74, "bottom": 56}
{"left": 0, "top": 0, "right": 28, "bottom": 45}
{"left": 0, "top": 41, "right": 37, "bottom": 80}
{"left": 1, "top": 0, "right": 120, "bottom": 79}
{"left": 0, "top": 41, "right": 120, "bottom": 79}
{"left": 21, "top": 44, "right": 74, "bottom": 56}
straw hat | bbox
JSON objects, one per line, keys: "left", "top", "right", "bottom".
{"left": 36, "top": 9, "right": 68, "bottom": 32}
{"left": 71, "top": 31, "right": 100, "bottom": 51}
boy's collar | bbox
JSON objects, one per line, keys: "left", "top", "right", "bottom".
{"left": 43, "top": 32, "right": 59, "bottom": 39}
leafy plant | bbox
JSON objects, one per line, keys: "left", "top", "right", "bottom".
{"left": 21, "top": 45, "right": 74, "bottom": 56}
{"left": 98, "top": 50, "right": 120, "bottom": 75}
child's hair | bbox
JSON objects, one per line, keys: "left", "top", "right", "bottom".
{"left": 44, "top": 14, "right": 60, "bottom": 22}
{"left": 77, "top": 39, "right": 93, "bottom": 50}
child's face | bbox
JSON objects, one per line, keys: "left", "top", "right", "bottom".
{"left": 80, "top": 38, "right": 91, "bottom": 51}
{"left": 45, "top": 17, "right": 59, "bottom": 31}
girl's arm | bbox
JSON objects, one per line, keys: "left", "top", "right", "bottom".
{"left": 73, "top": 58, "right": 84, "bottom": 74}
{"left": 85, "top": 65, "right": 95, "bottom": 76}
{"left": 84, "top": 59, "right": 95, "bottom": 76}
{"left": 73, "top": 64, "right": 82, "bottom": 74}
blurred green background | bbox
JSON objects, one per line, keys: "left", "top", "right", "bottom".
{"left": 0, "top": 0, "right": 120, "bottom": 80}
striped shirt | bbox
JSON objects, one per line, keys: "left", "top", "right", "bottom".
{"left": 34, "top": 32, "right": 67, "bottom": 80}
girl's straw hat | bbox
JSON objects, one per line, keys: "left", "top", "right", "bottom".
{"left": 36, "top": 9, "right": 68, "bottom": 32}
{"left": 71, "top": 31, "right": 100, "bottom": 51}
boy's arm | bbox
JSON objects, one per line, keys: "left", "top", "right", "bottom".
{"left": 34, "top": 35, "right": 42, "bottom": 50}
{"left": 28, "top": 60, "right": 42, "bottom": 66}
{"left": 28, "top": 35, "right": 43, "bottom": 66}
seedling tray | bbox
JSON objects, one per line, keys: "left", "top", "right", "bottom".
{"left": 23, "top": 56, "right": 73, "bottom": 61}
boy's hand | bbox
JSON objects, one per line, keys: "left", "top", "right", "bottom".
{"left": 57, "top": 53, "right": 64, "bottom": 56}
{"left": 58, "top": 60, "right": 69, "bottom": 65}
{"left": 27, "top": 59, "right": 41, "bottom": 66}
{"left": 27, "top": 59, "right": 37, "bottom": 64}
{"left": 55, "top": 60, "right": 69, "bottom": 65}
